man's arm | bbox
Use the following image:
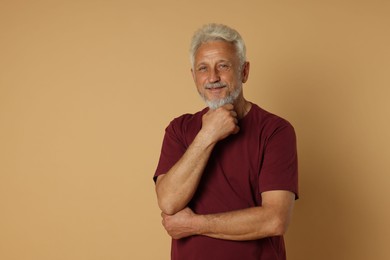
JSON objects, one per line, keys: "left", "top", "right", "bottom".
{"left": 161, "top": 190, "right": 295, "bottom": 240}
{"left": 155, "top": 104, "right": 239, "bottom": 215}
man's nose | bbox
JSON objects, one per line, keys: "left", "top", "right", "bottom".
{"left": 208, "top": 68, "right": 220, "bottom": 83}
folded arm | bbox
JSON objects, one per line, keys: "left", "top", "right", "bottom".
{"left": 161, "top": 190, "right": 295, "bottom": 241}
{"left": 155, "top": 133, "right": 215, "bottom": 215}
{"left": 155, "top": 104, "right": 239, "bottom": 215}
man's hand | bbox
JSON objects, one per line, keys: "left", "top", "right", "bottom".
{"left": 155, "top": 106, "right": 237, "bottom": 216}
{"left": 200, "top": 104, "right": 239, "bottom": 144}
{"left": 155, "top": 104, "right": 239, "bottom": 216}
{"left": 161, "top": 207, "right": 198, "bottom": 239}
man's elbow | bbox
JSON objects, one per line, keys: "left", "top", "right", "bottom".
{"left": 158, "top": 203, "right": 176, "bottom": 216}
{"left": 155, "top": 177, "right": 177, "bottom": 214}
{"left": 157, "top": 197, "right": 181, "bottom": 215}
{"left": 270, "top": 217, "right": 291, "bottom": 236}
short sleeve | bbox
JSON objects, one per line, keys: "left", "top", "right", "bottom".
{"left": 153, "top": 121, "right": 187, "bottom": 182}
{"left": 259, "top": 122, "right": 299, "bottom": 199}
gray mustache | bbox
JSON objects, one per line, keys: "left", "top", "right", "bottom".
{"left": 204, "top": 82, "right": 227, "bottom": 89}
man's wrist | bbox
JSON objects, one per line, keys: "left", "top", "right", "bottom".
{"left": 194, "top": 131, "right": 217, "bottom": 150}
{"left": 192, "top": 213, "right": 209, "bottom": 236}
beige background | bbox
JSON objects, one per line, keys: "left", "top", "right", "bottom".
{"left": 1, "top": 0, "right": 389, "bottom": 259}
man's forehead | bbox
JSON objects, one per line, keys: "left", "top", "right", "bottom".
{"left": 195, "top": 41, "right": 238, "bottom": 61}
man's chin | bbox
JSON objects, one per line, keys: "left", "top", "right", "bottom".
{"left": 205, "top": 98, "right": 232, "bottom": 110}
{"left": 202, "top": 85, "right": 242, "bottom": 110}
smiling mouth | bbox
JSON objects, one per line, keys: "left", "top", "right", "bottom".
{"left": 205, "top": 82, "right": 227, "bottom": 90}
{"left": 207, "top": 86, "right": 226, "bottom": 91}
{"left": 206, "top": 86, "right": 227, "bottom": 95}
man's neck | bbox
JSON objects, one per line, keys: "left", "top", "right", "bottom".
{"left": 234, "top": 99, "right": 252, "bottom": 119}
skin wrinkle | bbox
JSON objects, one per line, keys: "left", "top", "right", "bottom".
{"left": 192, "top": 41, "right": 248, "bottom": 113}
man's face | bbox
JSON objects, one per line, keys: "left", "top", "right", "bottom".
{"left": 191, "top": 41, "right": 249, "bottom": 109}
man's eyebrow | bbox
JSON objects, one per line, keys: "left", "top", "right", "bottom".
{"left": 196, "top": 59, "right": 231, "bottom": 66}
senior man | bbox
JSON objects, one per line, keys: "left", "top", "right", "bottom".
{"left": 154, "top": 23, "right": 298, "bottom": 260}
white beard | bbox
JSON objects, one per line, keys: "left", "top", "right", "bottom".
{"left": 201, "top": 83, "right": 242, "bottom": 110}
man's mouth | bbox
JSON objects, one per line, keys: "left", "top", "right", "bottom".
{"left": 205, "top": 82, "right": 227, "bottom": 89}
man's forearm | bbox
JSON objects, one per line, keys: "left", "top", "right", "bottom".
{"left": 197, "top": 207, "right": 284, "bottom": 240}
{"left": 156, "top": 105, "right": 240, "bottom": 215}
{"left": 198, "top": 191, "right": 295, "bottom": 240}
{"left": 155, "top": 132, "right": 216, "bottom": 215}
{"left": 162, "top": 191, "right": 295, "bottom": 241}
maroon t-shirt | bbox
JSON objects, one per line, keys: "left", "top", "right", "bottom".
{"left": 154, "top": 103, "right": 298, "bottom": 260}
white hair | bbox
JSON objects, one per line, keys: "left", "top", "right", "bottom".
{"left": 189, "top": 23, "right": 246, "bottom": 69}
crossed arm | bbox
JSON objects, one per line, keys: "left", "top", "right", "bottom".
{"left": 155, "top": 105, "right": 295, "bottom": 241}
{"left": 160, "top": 190, "right": 295, "bottom": 241}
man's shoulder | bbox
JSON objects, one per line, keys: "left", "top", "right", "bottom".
{"left": 169, "top": 107, "right": 208, "bottom": 127}
{"left": 250, "top": 103, "right": 293, "bottom": 128}
{"left": 164, "top": 108, "right": 208, "bottom": 137}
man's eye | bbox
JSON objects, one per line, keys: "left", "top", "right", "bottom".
{"left": 197, "top": 67, "right": 207, "bottom": 72}
{"left": 218, "top": 64, "right": 230, "bottom": 71}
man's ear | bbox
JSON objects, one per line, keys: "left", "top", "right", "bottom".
{"left": 191, "top": 68, "right": 196, "bottom": 82}
{"left": 241, "top": 62, "right": 250, "bottom": 83}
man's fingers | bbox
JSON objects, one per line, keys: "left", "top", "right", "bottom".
{"left": 221, "top": 103, "right": 234, "bottom": 110}
{"left": 230, "top": 110, "right": 238, "bottom": 118}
